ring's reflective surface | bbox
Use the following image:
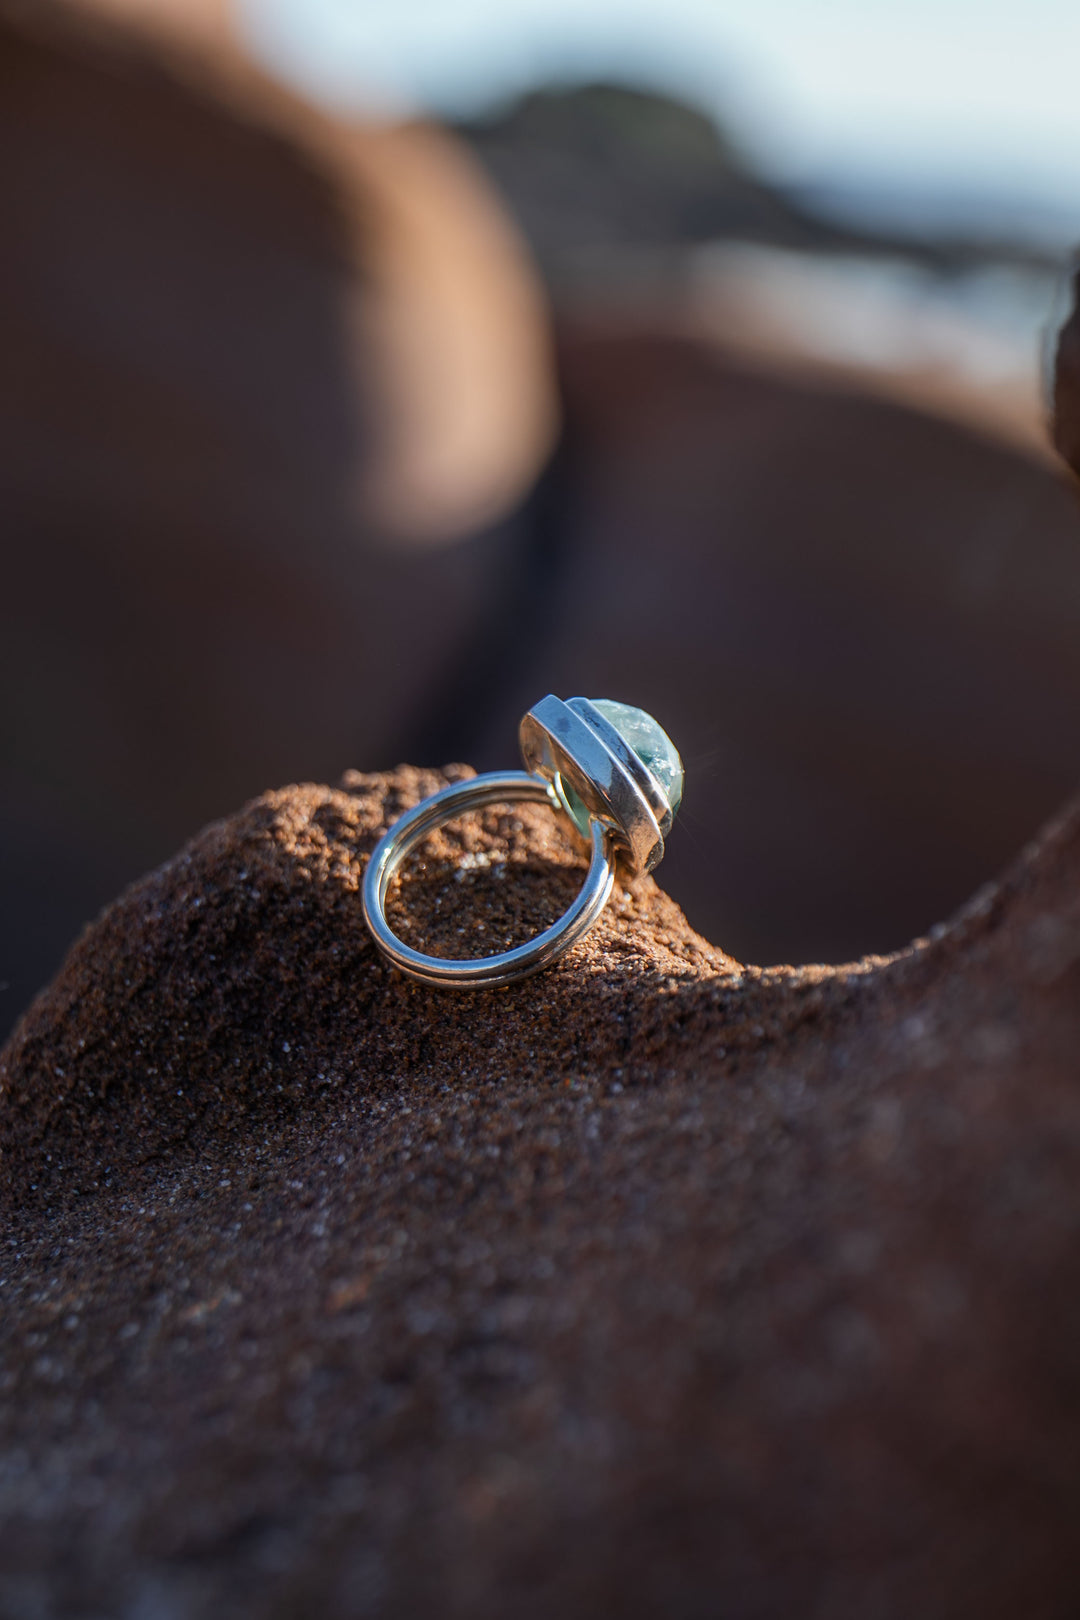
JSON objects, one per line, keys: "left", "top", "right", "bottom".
{"left": 362, "top": 696, "right": 683, "bottom": 988}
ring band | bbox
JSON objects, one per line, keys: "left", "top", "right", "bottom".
{"left": 362, "top": 696, "right": 684, "bottom": 989}
{"left": 362, "top": 771, "right": 614, "bottom": 989}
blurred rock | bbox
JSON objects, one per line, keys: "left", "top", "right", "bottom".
{"left": 0, "top": 0, "right": 556, "bottom": 1033}
{"left": 1053, "top": 268, "right": 1080, "bottom": 476}
{"left": 80, "top": 0, "right": 232, "bottom": 48}
{"left": 456, "top": 80, "right": 1063, "bottom": 297}
{"left": 688, "top": 243, "right": 1057, "bottom": 463}
{"left": 446, "top": 320, "right": 1080, "bottom": 966}
{"left": 456, "top": 81, "right": 819, "bottom": 292}
{"left": 4, "top": 0, "right": 1080, "bottom": 1050}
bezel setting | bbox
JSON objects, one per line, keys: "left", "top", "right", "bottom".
{"left": 518, "top": 694, "right": 679, "bottom": 874}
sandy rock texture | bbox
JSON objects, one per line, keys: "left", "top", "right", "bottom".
{"left": 3, "top": 763, "right": 1080, "bottom": 1617}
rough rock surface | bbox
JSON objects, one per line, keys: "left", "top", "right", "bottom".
{"left": 3, "top": 764, "right": 1080, "bottom": 1617}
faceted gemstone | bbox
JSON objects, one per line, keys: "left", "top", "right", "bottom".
{"left": 591, "top": 699, "right": 684, "bottom": 813}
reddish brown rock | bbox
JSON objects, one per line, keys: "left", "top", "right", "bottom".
{"left": 2, "top": 763, "right": 1080, "bottom": 1616}
{"left": 1054, "top": 269, "right": 1080, "bottom": 479}
{"left": 455, "top": 320, "right": 1080, "bottom": 968}
{"left": 0, "top": 0, "right": 555, "bottom": 1031}
{"left": 4, "top": 31, "right": 1080, "bottom": 1607}
{"left": 6, "top": 0, "right": 1080, "bottom": 1045}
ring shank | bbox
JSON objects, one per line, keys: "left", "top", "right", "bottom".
{"left": 361, "top": 771, "right": 615, "bottom": 988}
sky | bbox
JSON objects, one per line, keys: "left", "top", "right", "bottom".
{"left": 241, "top": 0, "right": 1080, "bottom": 240}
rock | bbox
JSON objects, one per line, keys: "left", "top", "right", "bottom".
{"left": 1053, "top": 269, "right": 1080, "bottom": 478}
{"left": 3, "top": 765, "right": 1080, "bottom": 1616}
{"left": 0, "top": 0, "right": 556, "bottom": 1034}
{"left": 451, "top": 321, "right": 1080, "bottom": 967}
{"left": 455, "top": 80, "right": 1058, "bottom": 294}
{"left": 6, "top": 16, "right": 1080, "bottom": 1615}
{"left": 6, "top": 1, "right": 1080, "bottom": 1047}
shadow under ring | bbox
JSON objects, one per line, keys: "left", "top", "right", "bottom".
{"left": 361, "top": 770, "right": 615, "bottom": 988}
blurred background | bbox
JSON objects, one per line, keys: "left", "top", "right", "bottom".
{"left": 4, "top": 0, "right": 1080, "bottom": 1039}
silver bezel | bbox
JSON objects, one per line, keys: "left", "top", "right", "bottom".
{"left": 518, "top": 694, "right": 667, "bottom": 874}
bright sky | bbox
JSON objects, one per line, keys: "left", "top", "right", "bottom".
{"left": 242, "top": 0, "right": 1080, "bottom": 237}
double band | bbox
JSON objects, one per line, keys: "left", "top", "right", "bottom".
{"left": 361, "top": 696, "right": 683, "bottom": 989}
{"left": 362, "top": 771, "right": 615, "bottom": 989}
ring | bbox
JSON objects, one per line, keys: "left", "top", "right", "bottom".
{"left": 362, "top": 695, "right": 684, "bottom": 989}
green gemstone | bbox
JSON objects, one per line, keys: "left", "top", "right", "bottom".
{"left": 560, "top": 780, "right": 593, "bottom": 838}
{"left": 556, "top": 699, "right": 684, "bottom": 839}
{"left": 591, "top": 699, "right": 684, "bottom": 813}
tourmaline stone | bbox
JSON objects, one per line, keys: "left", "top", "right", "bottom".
{"left": 591, "top": 699, "right": 684, "bottom": 813}
{"left": 560, "top": 699, "right": 683, "bottom": 837}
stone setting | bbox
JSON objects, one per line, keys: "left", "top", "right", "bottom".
{"left": 518, "top": 694, "right": 683, "bottom": 875}
{"left": 588, "top": 699, "right": 684, "bottom": 816}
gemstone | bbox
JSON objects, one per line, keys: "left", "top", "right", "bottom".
{"left": 590, "top": 699, "right": 684, "bottom": 814}
{"left": 559, "top": 699, "right": 683, "bottom": 838}
{"left": 560, "top": 782, "right": 593, "bottom": 838}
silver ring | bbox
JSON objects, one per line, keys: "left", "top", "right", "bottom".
{"left": 362, "top": 696, "right": 684, "bottom": 989}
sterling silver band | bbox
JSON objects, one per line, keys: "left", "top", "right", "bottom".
{"left": 361, "top": 769, "right": 615, "bottom": 989}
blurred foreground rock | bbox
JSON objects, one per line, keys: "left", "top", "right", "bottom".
{"left": 3, "top": 765, "right": 1080, "bottom": 1616}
